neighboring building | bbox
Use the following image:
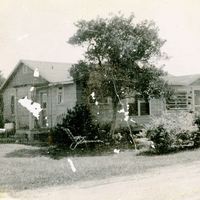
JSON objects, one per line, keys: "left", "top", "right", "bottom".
{"left": 164, "top": 74, "right": 200, "bottom": 113}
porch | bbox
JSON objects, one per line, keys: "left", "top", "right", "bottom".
{"left": 166, "top": 86, "right": 200, "bottom": 113}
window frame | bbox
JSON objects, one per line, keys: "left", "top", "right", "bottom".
{"left": 138, "top": 100, "right": 150, "bottom": 116}
{"left": 57, "top": 86, "right": 64, "bottom": 105}
{"left": 129, "top": 99, "right": 150, "bottom": 116}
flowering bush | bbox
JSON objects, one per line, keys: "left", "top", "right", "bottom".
{"left": 147, "top": 112, "right": 197, "bottom": 134}
{"left": 144, "top": 111, "right": 198, "bottom": 153}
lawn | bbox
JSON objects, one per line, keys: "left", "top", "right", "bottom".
{"left": 1, "top": 144, "right": 200, "bottom": 192}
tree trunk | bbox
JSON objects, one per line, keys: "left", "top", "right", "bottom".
{"left": 110, "top": 100, "right": 118, "bottom": 138}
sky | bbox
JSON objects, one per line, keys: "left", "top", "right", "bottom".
{"left": 0, "top": 0, "right": 200, "bottom": 78}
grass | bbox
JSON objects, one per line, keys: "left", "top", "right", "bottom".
{"left": 1, "top": 144, "right": 200, "bottom": 192}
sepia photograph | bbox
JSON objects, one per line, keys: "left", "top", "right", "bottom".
{"left": 0, "top": 0, "right": 200, "bottom": 199}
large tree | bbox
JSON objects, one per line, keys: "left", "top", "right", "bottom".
{"left": 69, "top": 14, "right": 169, "bottom": 137}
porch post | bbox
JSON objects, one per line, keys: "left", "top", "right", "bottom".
{"left": 14, "top": 88, "right": 19, "bottom": 129}
{"left": 192, "top": 88, "right": 195, "bottom": 112}
{"left": 28, "top": 89, "right": 34, "bottom": 130}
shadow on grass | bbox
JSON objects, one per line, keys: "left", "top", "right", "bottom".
{"left": 43, "top": 144, "right": 124, "bottom": 159}
{"left": 6, "top": 146, "right": 195, "bottom": 159}
{"left": 52, "top": 141, "right": 136, "bottom": 158}
{"left": 137, "top": 145, "right": 197, "bottom": 157}
{"left": 5, "top": 148, "right": 48, "bottom": 158}
{"left": 136, "top": 150, "right": 157, "bottom": 156}
{"left": 5, "top": 143, "right": 122, "bottom": 160}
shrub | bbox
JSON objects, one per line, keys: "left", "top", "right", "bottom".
{"left": 114, "top": 125, "right": 143, "bottom": 144}
{"left": 146, "top": 124, "right": 175, "bottom": 154}
{"left": 93, "top": 122, "right": 144, "bottom": 147}
{"left": 194, "top": 115, "right": 200, "bottom": 130}
{"left": 191, "top": 131, "right": 200, "bottom": 148}
{"left": 147, "top": 112, "right": 197, "bottom": 134}
{"left": 51, "top": 127, "right": 70, "bottom": 146}
{"left": 192, "top": 115, "right": 200, "bottom": 148}
{"left": 144, "top": 111, "right": 198, "bottom": 153}
{"left": 52, "top": 104, "right": 99, "bottom": 145}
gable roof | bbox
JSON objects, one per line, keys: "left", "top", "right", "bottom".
{"left": 164, "top": 74, "right": 200, "bottom": 86}
{"left": 0, "top": 60, "right": 74, "bottom": 91}
{"left": 22, "top": 59, "right": 73, "bottom": 83}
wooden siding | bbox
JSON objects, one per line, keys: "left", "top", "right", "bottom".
{"left": 42, "top": 83, "right": 77, "bottom": 127}
{"left": 8, "top": 63, "right": 48, "bottom": 88}
{"left": 150, "top": 98, "right": 166, "bottom": 116}
{"left": 91, "top": 98, "right": 165, "bottom": 127}
{"left": 3, "top": 86, "right": 33, "bottom": 129}
{"left": 3, "top": 87, "right": 16, "bottom": 123}
{"left": 3, "top": 82, "right": 77, "bottom": 130}
{"left": 2, "top": 63, "right": 49, "bottom": 129}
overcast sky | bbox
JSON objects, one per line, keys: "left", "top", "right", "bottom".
{"left": 0, "top": 0, "right": 200, "bottom": 77}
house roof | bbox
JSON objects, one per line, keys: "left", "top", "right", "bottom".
{"left": 22, "top": 59, "right": 73, "bottom": 83}
{"left": 164, "top": 74, "right": 200, "bottom": 86}
{"left": 0, "top": 60, "right": 74, "bottom": 91}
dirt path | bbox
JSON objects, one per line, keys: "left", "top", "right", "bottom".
{"left": 5, "top": 160, "right": 200, "bottom": 200}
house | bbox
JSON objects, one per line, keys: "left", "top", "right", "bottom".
{"left": 0, "top": 60, "right": 78, "bottom": 136}
{"left": 84, "top": 73, "right": 200, "bottom": 125}
{"left": 3, "top": 60, "right": 199, "bottom": 136}
{"left": 0, "top": 59, "right": 168, "bottom": 135}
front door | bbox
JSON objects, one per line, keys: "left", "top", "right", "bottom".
{"left": 40, "top": 92, "right": 48, "bottom": 127}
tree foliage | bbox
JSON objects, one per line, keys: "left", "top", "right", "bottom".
{"left": 69, "top": 13, "right": 170, "bottom": 136}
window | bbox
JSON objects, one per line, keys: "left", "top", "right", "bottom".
{"left": 129, "top": 99, "right": 150, "bottom": 116}
{"left": 41, "top": 93, "right": 47, "bottom": 109}
{"left": 11, "top": 96, "right": 15, "bottom": 114}
{"left": 129, "top": 101, "right": 138, "bottom": 116}
{"left": 57, "top": 87, "right": 64, "bottom": 104}
{"left": 140, "top": 101, "right": 150, "bottom": 115}
{"left": 166, "top": 91, "right": 187, "bottom": 110}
